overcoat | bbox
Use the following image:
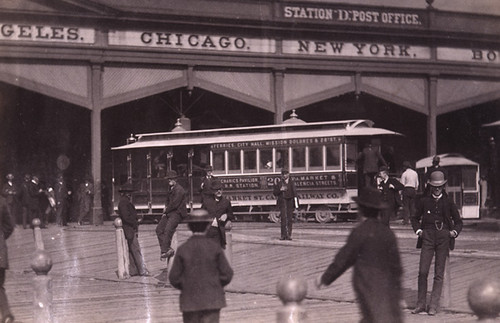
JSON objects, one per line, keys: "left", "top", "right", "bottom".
{"left": 117, "top": 195, "right": 138, "bottom": 240}
{"left": 164, "top": 183, "right": 187, "bottom": 218}
{"left": 320, "top": 218, "right": 403, "bottom": 323}
{"left": 0, "top": 197, "right": 14, "bottom": 269}
{"left": 169, "top": 235, "right": 233, "bottom": 313}
{"left": 202, "top": 196, "right": 233, "bottom": 247}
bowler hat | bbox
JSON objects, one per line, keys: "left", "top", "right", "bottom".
{"left": 165, "top": 170, "right": 178, "bottom": 180}
{"left": 428, "top": 171, "right": 447, "bottom": 187}
{"left": 185, "top": 208, "right": 212, "bottom": 222}
{"left": 119, "top": 183, "right": 135, "bottom": 192}
{"left": 402, "top": 161, "right": 412, "bottom": 169}
{"left": 211, "top": 180, "right": 223, "bottom": 191}
{"left": 352, "top": 187, "right": 389, "bottom": 210}
{"left": 281, "top": 168, "right": 289, "bottom": 175}
{"left": 379, "top": 165, "right": 388, "bottom": 172}
{"left": 204, "top": 165, "right": 213, "bottom": 171}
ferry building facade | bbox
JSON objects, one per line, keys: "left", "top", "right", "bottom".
{"left": 0, "top": 0, "right": 499, "bottom": 223}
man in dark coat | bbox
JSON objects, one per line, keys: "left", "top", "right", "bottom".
{"left": 315, "top": 187, "right": 403, "bottom": 323}
{"left": 0, "top": 196, "right": 14, "bottom": 322}
{"left": 2, "top": 174, "right": 18, "bottom": 227}
{"left": 357, "top": 142, "right": 387, "bottom": 187}
{"left": 273, "top": 169, "right": 298, "bottom": 240}
{"left": 27, "top": 175, "right": 44, "bottom": 228}
{"left": 156, "top": 170, "right": 187, "bottom": 261}
{"left": 199, "top": 165, "right": 216, "bottom": 204}
{"left": 19, "top": 174, "right": 31, "bottom": 229}
{"left": 117, "top": 183, "right": 149, "bottom": 277}
{"left": 377, "top": 166, "right": 404, "bottom": 226}
{"left": 202, "top": 180, "right": 233, "bottom": 249}
{"left": 169, "top": 209, "right": 233, "bottom": 323}
{"left": 411, "top": 170, "right": 463, "bottom": 316}
{"left": 54, "top": 174, "right": 71, "bottom": 226}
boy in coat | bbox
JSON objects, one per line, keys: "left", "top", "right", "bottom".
{"left": 315, "top": 187, "right": 403, "bottom": 323}
{"left": 169, "top": 209, "right": 233, "bottom": 323}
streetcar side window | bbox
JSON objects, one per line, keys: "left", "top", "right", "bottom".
{"left": 292, "top": 147, "right": 306, "bottom": 172}
{"left": 276, "top": 149, "right": 288, "bottom": 171}
{"left": 308, "top": 146, "right": 323, "bottom": 171}
{"left": 243, "top": 150, "right": 257, "bottom": 173}
{"left": 345, "top": 143, "right": 357, "bottom": 170}
{"left": 260, "top": 149, "right": 273, "bottom": 172}
{"left": 228, "top": 150, "right": 241, "bottom": 174}
{"left": 212, "top": 151, "right": 225, "bottom": 174}
{"left": 462, "top": 167, "right": 477, "bottom": 190}
{"left": 326, "top": 144, "right": 341, "bottom": 170}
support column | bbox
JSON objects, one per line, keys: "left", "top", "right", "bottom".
{"left": 273, "top": 70, "right": 285, "bottom": 124}
{"left": 427, "top": 75, "right": 438, "bottom": 156}
{"left": 90, "top": 64, "right": 103, "bottom": 225}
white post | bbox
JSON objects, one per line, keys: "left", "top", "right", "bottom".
{"left": 32, "top": 249, "right": 53, "bottom": 323}
{"left": 114, "top": 218, "right": 130, "bottom": 279}
{"left": 32, "top": 218, "right": 44, "bottom": 250}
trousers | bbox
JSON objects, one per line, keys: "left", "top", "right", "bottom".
{"left": 279, "top": 198, "right": 294, "bottom": 239}
{"left": 156, "top": 212, "right": 182, "bottom": 253}
{"left": 416, "top": 228, "right": 450, "bottom": 311}
{"left": 127, "top": 233, "right": 148, "bottom": 276}
{"left": 0, "top": 269, "right": 12, "bottom": 321}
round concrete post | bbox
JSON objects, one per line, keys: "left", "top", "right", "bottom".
{"left": 32, "top": 249, "right": 53, "bottom": 323}
{"left": 32, "top": 218, "right": 44, "bottom": 250}
{"left": 468, "top": 278, "right": 500, "bottom": 321}
{"left": 276, "top": 276, "right": 308, "bottom": 323}
{"left": 114, "top": 218, "right": 130, "bottom": 279}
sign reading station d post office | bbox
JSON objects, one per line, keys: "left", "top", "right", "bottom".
{"left": 279, "top": 3, "right": 426, "bottom": 28}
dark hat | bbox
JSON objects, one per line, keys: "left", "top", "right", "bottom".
{"left": 432, "top": 155, "right": 440, "bottom": 163}
{"left": 379, "top": 165, "right": 388, "bottom": 172}
{"left": 352, "top": 187, "right": 389, "bottom": 210}
{"left": 185, "top": 208, "right": 212, "bottom": 222}
{"left": 428, "top": 171, "right": 447, "bottom": 187}
{"left": 118, "top": 183, "right": 135, "bottom": 192}
{"left": 403, "top": 161, "right": 412, "bottom": 169}
{"left": 281, "top": 168, "right": 289, "bottom": 175}
{"left": 165, "top": 170, "right": 178, "bottom": 180}
{"left": 211, "top": 180, "right": 223, "bottom": 191}
{"left": 204, "top": 165, "right": 213, "bottom": 171}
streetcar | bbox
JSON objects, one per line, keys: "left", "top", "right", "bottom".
{"left": 416, "top": 153, "right": 480, "bottom": 219}
{"left": 111, "top": 114, "right": 401, "bottom": 223}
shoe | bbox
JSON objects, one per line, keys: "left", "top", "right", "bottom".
{"left": 160, "top": 253, "right": 168, "bottom": 262}
{"left": 286, "top": 237, "right": 292, "bottom": 240}
{"left": 279, "top": 237, "right": 286, "bottom": 240}
{"left": 428, "top": 308, "right": 437, "bottom": 316}
{"left": 165, "top": 248, "right": 175, "bottom": 258}
{"left": 411, "top": 307, "right": 427, "bottom": 314}
{"left": 3, "top": 314, "right": 14, "bottom": 323}
{"left": 140, "top": 270, "right": 151, "bottom": 277}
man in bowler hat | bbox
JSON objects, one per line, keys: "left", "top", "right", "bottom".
{"left": 156, "top": 170, "right": 187, "bottom": 261}
{"left": 202, "top": 180, "right": 233, "bottom": 249}
{"left": 117, "top": 183, "right": 149, "bottom": 276}
{"left": 200, "top": 165, "right": 216, "bottom": 204}
{"left": 411, "top": 170, "right": 462, "bottom": 316}
{"left": 315, "top": 187, "right": 403, "bottom": 323}
{"left": 273, "top": 169, "right": 298, "bottom": 240}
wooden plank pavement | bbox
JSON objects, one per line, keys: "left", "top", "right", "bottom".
{"left": 6, "top": 222, "right": 496, "bottom": 322}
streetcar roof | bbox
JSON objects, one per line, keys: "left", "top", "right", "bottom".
{"left": 112, "top": 119, "right": 401, "bottom": 150}
{"left": 482, "top": 120, "right": 500, "bottom": 127}
{"left": 416, "top": 153, "right": 479, "bottom": 168}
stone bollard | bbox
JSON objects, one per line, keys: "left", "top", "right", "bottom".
{"left": 224, "top": 222, "right": 233, "bottom": 266}
{"left": 468, "top": 278, "right": 500, "bottom": 322}
{"left": 32, "top": 218, "right": 44, "bottom": 250}
{"left": 32, "top": 249, "right": 53, "bottom": 323}
{"left": 276, "top": 276, "right": 308, "bottom": 323}
{"left": 114, "top": 218, "right": 130, "bottom": 279}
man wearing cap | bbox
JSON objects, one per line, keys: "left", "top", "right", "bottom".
{"left": 2, "top": 174, "right": 18, "bottom": 226}
{"left": 202, "top": 180, "right": 233, "bottom": 249}
{"left": 156, "top": 170, "right": 187, "bottom": 261}
{"left": 315, "top": 187, "right": 403, "bottom": 323}
{"left": 273, "top": 169, "right": 298, "bottom": 240}
{"left": 200, "top": 165, "right": 216, "bottom": 204}
{"left": 118, "top": 183, "right": 149, "bottom": 276}
{"left": 169, "top": 209, "right": 233, "bottom": 323}
{"left": 401, "top": 161, "right": 419, "bottom": 225}
{"left": 411, "top": 170, "right": 463, "bottom": 316}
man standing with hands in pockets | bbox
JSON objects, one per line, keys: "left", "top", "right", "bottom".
{"left": 273, "top": 169, "right": 298, "bottom": 241}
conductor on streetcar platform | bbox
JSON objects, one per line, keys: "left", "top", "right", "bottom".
{"left": 273, "top": 169, "right": 298, "bottom": 241}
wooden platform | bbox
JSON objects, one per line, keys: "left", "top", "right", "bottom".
{"left": 6, "top": 221, "right": 498, "bottom": 322}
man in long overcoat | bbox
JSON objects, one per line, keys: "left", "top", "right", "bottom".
{"left": 316, "top": 187, "right": 403, "bottom": 323}
{"left": 273, "top": 169, "right": 298, "bottom": 240}
{"left": 202, "top": 180, "right": 233, "bottom": 249}
{"left": 54, "top": 174, "right": 71, "bottom": 226}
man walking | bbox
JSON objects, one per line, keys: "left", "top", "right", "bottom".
{"left": 401, "top": 161, "right": 419, "bottom": 225}
{"left": 273, "top": 169, "right": 298, "bottom": 240}
{"left": 156, "top": 170, "right": 187, "bottom": 261}
{"left": 202, "top": 180, "right": 233, "bottom": 249}
{"left": 376, "top": 166, "right": 403, "bottom": 226}
{"left": 411, "top": 170, "right": 463, "bottom": 316}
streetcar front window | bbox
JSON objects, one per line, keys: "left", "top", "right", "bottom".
{"left": 326, "top": 144, "right": 341, "bottom": 170}
{"left": 212, "top": 151, "right": 225, "bottom": 174}
{"left": 243, "top": 150, "right": 257, "bottom": 173}
{"left": 292, "top": 147, "right": 306, "bottom": 172}
{"left": 228, "top": 150, "right": 241, "bottom": 174}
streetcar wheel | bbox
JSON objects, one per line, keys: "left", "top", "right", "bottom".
{"left": 315, "top": 208, "right": 332, "bottom": 224}
{"left": 269, "top": 211, "right": 281, "bottom": 223}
